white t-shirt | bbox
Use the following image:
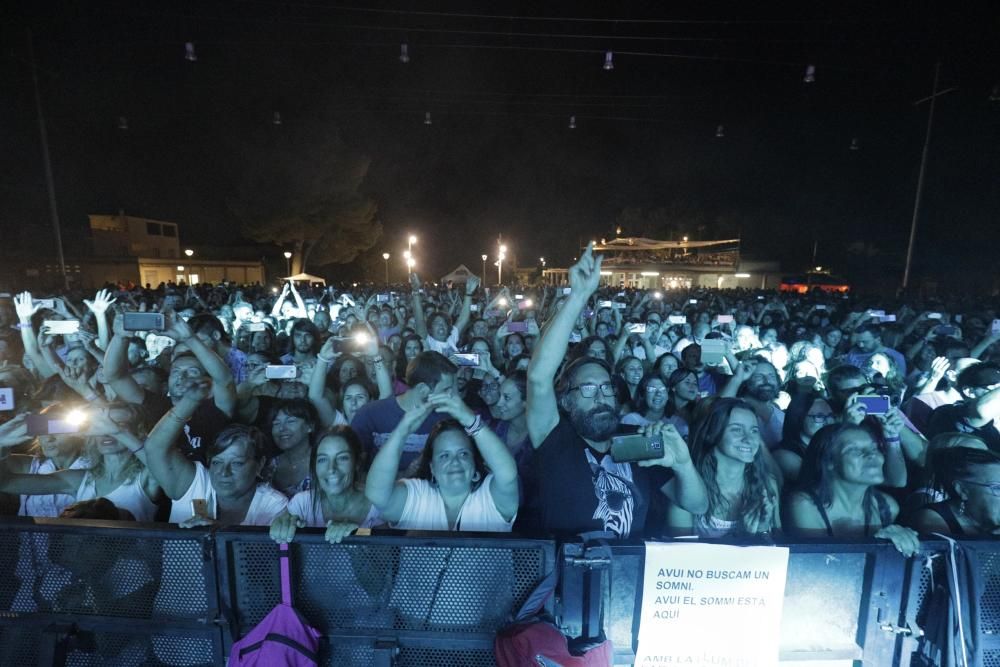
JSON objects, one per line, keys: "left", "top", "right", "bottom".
{"left": 286, "top": 488, "right": 383, "bottom": 528}
{"left": 423, "top": 326, "right": 460, "bottom": 356}
{"left": 394, "top": 474, "right": 514, "bottom": 532}
{"left": 169, "top": 462, "right": 288, "bottom": 526}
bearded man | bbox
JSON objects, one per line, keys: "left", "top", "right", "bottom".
{"left": 520, "top": 244, "right": 708, "bottom": 538}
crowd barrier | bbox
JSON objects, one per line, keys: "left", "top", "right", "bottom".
{"left": 1, "top": 516, "right": 998, "bottom": 666}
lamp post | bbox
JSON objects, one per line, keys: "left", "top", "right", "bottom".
{"left": 283, "top": 251, "right": 292, "bottom": 276}
{"left": 497, "top": 244, "right": 507, "bottom": 286}
{"left": 382, "top": 252, "right": 390, "bottom": 285}
{"left": 481, "top": 254, "right": 488, "bottom": 284}
{"left": 184, "top": 249, "right": 194, "bottom": 258}
{"left": 406, "top": 257, "right": 416, "bottom": 273}
{"left": 408, "top": 234, "right": 417, "bottom": 254}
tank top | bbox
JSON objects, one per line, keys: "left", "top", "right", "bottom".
{"left": 922, "top": 501, "right": 967, "bottom": 537}
{"left": 807, "top": 490, "right": 892, "bottom": 538}
{"left": 76, "top": 470, "right": 158, "bottom": 523}
{"left": 19, "top": 456, "right": 92, "bottom": 518}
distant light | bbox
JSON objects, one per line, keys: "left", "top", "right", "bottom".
{"left": 568, "top": 115, "right": 577, "bottom": 129}
{"left": 283, "top": 251, "right": 292, "bottom": 259}
{"left": 653, "top": 292, "right": 663, "bottom": 299}
{"left": 404, "top": 250, "right": 411, "bottom": 259}
{"left": 382, "top": 252, "right": 390, "bottom": 260}
{"left": 735, "top": 273, "right": 751, "bottom": 278}
{"left": 184, "top": 42, "right": 197, "bottom": 62}
{"left": 184, "top": 249, "right": 194, "bottom": 257}
{"left": 804, "top": 64, "right": 816, "bottom": 83}
{"left": 641, "top": 271, "right": 660, "bottom": 277}
{"left": 424, "top": 111, "right": 432, "bottom": 125}
{"left": 409, "top": 235, "right": 417, "bottom": 245}
{"left": 406, "top": 258, "right": 416, "bottom": 268}
{"left": 715, "top": 124, "right": 725, "bottom": 138}
{"left": 603, "top": 50, "right": 614, "bottom": 71}
{"left": 682, "top": 236, "right": 688, "bottom": 242}
{"left": 272, "top": 287, "right": 279, "bottom": 293}
{"left": 177, "top": 266, "right": 185, "bottom": 271}
{"left": 599, "top": 271, "right": 612, "bottom": 276}
{"left": 481, "top": 254, "right": 488, "bottom": 261}
{"left": 815, "top": 266, "right": 823, "bottom": 271}
{"left": 399, "top": 43, "right": 410, "bottom": 64}
{"left": 117, "top": 116, "right": 129, "bottom": 131}
{"left": 616, "top": 226, "right": 622, "bottom": 236}
{"left": 849, "top": 137, "right": 860, "bottom": 151}
{"left": 499, "top": 244, "right": 507, "bottom": 254}
{"left": 272, "top": 111, "right": 282, "bottom": 125}
{"left": 498, "top": 297, "right": 508, "bottom": 307}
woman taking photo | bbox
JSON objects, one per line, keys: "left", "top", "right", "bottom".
{"left": 666, "top": 398, "right": 781, "bottom": 538}
{"left": 270, "top": 425, "right": 380, "bottom": 544}
{"left": 143, "top": 382, "right": 288, "bottom": 526}
{"left": 785, "top": 422, "right": 919, "bottom": 556}
{"left": 365, "top": 394, "right": 518, "bottom": 531}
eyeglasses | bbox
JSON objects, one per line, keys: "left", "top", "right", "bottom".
{"left": 960, "top": 480, "right": 1000, "bottom": 497}
{"left": 645, "top": 387, "right": 668, "bottom": 396}
{"left": 568, "top": 382, "right": 617, "bottom": 398}
{"left": 807, "top": 412, "right": 836, "bottom": 423}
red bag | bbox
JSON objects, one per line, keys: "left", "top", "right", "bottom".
{"left": 228, "top": 543, "right": 321, "bottom": 666}
{"left": 495, "top": 620, "right": 614, "bottom": 667}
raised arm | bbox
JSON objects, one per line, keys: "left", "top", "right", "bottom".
{"left": 142, "top": 383, "right": 204, "bottom": 499}
{"left": 83, "top": 289, "right": 117, "bottom": 351}
{"left": 14, "top": 292, "right": 57, "bottom": 378}
{"left": 309, "top": 338, "right": 341, "bottom": 427}
{"left": 164, "top": 309, "right": 237, "bottom": 418}
{"left": 453, "top": 276, "right": 479, "bottom": 336}
{"left": 526, "top": 243, "right": 603, "bottom": 448}
{"left": 364, "top": 402, "right": 433, "bottom": 522}
{"left": 410, "top": 273, "right": 429, "bottom": 340}
{"left": 102, "top": 311, "right": 146, "bottom": 404}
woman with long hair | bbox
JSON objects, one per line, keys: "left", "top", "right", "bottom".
{"left": 785, "top": 422, "right": 919, "bottom": 555}
{"left": 666, "top": 398, "right": 780, "bottom": 538}
{"left": 907, "top": 446, "right": 1000, "bottom": 537}
{"left": 270, "top": 425, "right": 380, "bottom": 543}
{"left": 774, "top": 394, "right": 837, "bottom": 484}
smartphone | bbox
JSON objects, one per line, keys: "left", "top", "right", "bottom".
{"left": 123, "top": 312, "right": 166, "bottom": 331}
{"left": 0, "top": 387, "right": 14, "bottom": 411}
{"left": 26, "top": 414, "right": 81, "bottom": 436}
{"left": 452, "top": 353, "right": 480, "bottom": 367}
{"left": 248, "top": 322, "right": 267, "bottom": 332}
{"left": 43, "top": 320, "right": 80, "bottom": 335}
{"left": 598, "top": 301, "right": 614, "bottom": 309}
{"left": 857, "top": 395, "right": 891, "bottom": 416}
{"left": 927, "top": 312, "right": 942, "bottom": 320}
{"left": 867, "top": 310, "right": 886, "bottom": 318}
{"left": 668, "top": 315, "right": 687, "bottom": 325}
{"left": 716, "top": 315, "right": 734, "bottom": 324}
{"left": 265, "top": 365, "right": 298, "bottom": 380}
{"left": 470, "top": 304, "right": 480, "bottom": 312}
{"left": 507, "top": 321, "right": 529, "bottom": 334}
{"left": 756, "top": 296, "right": 765, "bottom": 301}
{"left": 377, "top": 294, "right": 390, "bottom": 303}
{"left": 517, "top": 300, "right": 533, "bottom": 310}
{"left": 813, "top": 305, "right": 827, "bottom": 311}
{"left": 610, "top": 434, "right": 664, "bottom": 463}
{"left": 701, "top": 339, "right": 727, "bottom": 365}
{"left": 191, "top": 499, "right": 210, "bottom": 519}
{"left": 992, "top": 319, "right": 1000, "bottom": 334}
{"left": 934, "top": 325, "right": 956, "bottom": 337}
{"left": 653, "top": 292, "right": 663, "bottom": 300}
{"left": 515, "top": 294, "right": 524, "bottom": 300}
{"left": 562, "top": 287, "right": 572, "bottom": 295}
{"left": 36, "top": 298, "right": 55, "bottom": 309}
{"left": 688, "top": 299, "right": 698, "bottom": 305}
{"left": 627, "top": 323, "right": 646, "bottom": 335}
{"left": 880, "top": 314, "right": 897, "bottom": 323}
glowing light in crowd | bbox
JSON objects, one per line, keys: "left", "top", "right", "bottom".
{"left": 272, "top": 111, "right": 282, "bottom": 125}
{"left": 804, "top": 64, "right": 816, "bottom": 83}
{"left": 424, "top": 112, "right": 432, "bottom": 125}
{"left": 399, "top": 43, "right": 410, "bottom": 63}
{"left": 569, "top": 115, "right": 576, "bottom": 129}
{"left": 184, "top": 42, "right": 197, "bottom": 62}
{"left": 184, "top": 249, "right": 194, "bottom": 257}
{"left": 603, "top": 50, "right": 614, "bottom": 71}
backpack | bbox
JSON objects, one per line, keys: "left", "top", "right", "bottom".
{"left": 495, "top": 536, "right": 614, "bottom": 667}
{"left": 228, "top": 543, "right": 321, "bottom": 667}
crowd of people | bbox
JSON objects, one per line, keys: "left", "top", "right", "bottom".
{"left": 2, "top": 243, "right": 1000, "bottom": 558}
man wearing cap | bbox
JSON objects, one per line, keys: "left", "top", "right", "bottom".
{"left": 926, "top": 362, "right": 1000, "bottom": 452}
{"left": 520, "top": 244, "right": 707, "bottom": 538}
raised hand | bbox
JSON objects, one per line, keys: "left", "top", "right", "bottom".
{"left": 465, "top": 275, "right": 481, "bottom": 295}
{"left": 427, "top": 392, "right": 476, "bottom": 427}
{"left": 568, "top": 242, "right": 604, "bottom": 297}
{"left": 84, "top": 289, "right": 117, "bottom": 315}
{"left": 637, "top": 422, "right": 691, "bottom": 469}
{"left": 13, "top": 292, "right": 38, "bottom": 322}
{"left": 162, "top": 307, "right": 195, "bottom": 343}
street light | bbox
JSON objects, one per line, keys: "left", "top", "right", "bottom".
{"left": 540, "top": 257, "right": 546, "bottom": 267}
{"left": 382, "top": 252, "right": 390, "bottom": 284}
{"left": 497, "top": 244, "right": 508, "bottom": 286}
{"left": 184, "top": 249, "right": 194, "bottom": 257}
{"left": 481, "top": 254, "right": 488, "bottom": 284}
{"left": 406, "top": 257, "right": 416, "bottom": 272}
{"left": 283, "top": 251, "right": 292, "bottom": 276}
{"left": 408, "top": 234, "right": 417, "bottom": 253}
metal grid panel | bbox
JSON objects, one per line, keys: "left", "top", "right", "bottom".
{"left": 0, "top": 626, "right": 43, "bottom": 665}
{"left": 398, "top": 647, "right": 496, "bottom": 666}
{"left": 229, "top": 538, "right": 546, "bottom": 636}
{"left": 60, "top": 631, "right": 216, "bottom": 667}
{"left": 981, "top": 551, "right": 1000, "bottom": 635}
{"left": 0, "top": 526, "right": 209, "bottom": 621}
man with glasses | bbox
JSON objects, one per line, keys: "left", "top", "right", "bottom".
{"left": 522, "top": 244, "right": 708, "bottom": 538}
{"left": 927, "top": 362, "right": 1000, "bottom": 453}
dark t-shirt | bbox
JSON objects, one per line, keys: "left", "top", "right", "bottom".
{"left": 926, "top": 401, "right": 1000, "bottom": 452}
{"left": 350, "top": 397, "right": 449, "bottom": 472}
{"left": 517, "top": 414, "right": 672, "bottom": 539}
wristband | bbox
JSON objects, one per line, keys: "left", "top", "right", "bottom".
{"left": 885, "top": 436, "right": 901, "bottom": 444}
{"left": 463, "top": 413, "right": 484, "bottom": 437}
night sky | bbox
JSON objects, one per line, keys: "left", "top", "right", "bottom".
{"left": 3, "top": 1, "right": 998, "bottom": 286}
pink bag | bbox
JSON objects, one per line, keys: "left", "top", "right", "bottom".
{"left": 228, "top": 543, "right": 321, "bottom": 666}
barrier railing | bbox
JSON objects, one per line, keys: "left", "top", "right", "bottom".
{"left": 1, "top": 516, "right": 998, "bottom": 666}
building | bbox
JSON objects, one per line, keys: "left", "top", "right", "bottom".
{"left": 541, "top": 237, "right": 781, "bottom": 290}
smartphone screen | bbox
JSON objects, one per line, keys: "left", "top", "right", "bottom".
{"left": 857, "top": 395, "right": 891, "bottom": 416}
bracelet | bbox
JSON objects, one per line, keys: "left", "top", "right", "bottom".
{"left": 371, "top": 356, "right": 384, "bottom": 365}
{"left": 885, "top": 436, "right": 901, "bottom": 444}
{"left": 463, "top": 413, "right": 484, "bottom": 437}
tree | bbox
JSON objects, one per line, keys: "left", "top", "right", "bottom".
{"left": 229, "top": 119, "right": 381, "bottom": 274}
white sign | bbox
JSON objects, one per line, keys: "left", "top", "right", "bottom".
{"left": 0, "top": 387, "right": 13, "bottom": 411}
{"left": 635, "top": 542, "right": 789, "bottom": 667}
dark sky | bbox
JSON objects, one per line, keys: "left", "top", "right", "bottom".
{"left": 3, "top": 1, "right": 999, "bottom": 284}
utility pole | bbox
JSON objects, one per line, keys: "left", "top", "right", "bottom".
{"left": 27, "top": 29, "right": 68, "bottom": 290}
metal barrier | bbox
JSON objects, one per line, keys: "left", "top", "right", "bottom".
{"left": 1, "top": 515, "right": 998, "bottom": 667}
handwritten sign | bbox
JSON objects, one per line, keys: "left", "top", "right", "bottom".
{"left": 635, "top": 542, "right": 789, "bottom": 666}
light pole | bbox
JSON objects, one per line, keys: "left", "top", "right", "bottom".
{"left": 497, "top": 244, "right": 507, "bottom": 286}
{"left": 406, "top": 257, "right": 416, "bottom": 273}
{"left": 408, "top": 234, "right": 417, "bottom": 255}
{"left": 481, "top": 254, "right": 488, "bottom": 284}
{"left": 382, "top": 253, "right": 390, "bottom": 285}
{"left": 283, "top": 251, "right": 292, "bottom": 276}
{"left": 184, "top": 249, "right": 194, "bottom": 258}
